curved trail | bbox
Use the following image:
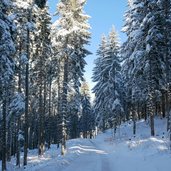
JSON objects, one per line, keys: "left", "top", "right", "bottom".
{"left": 36, "top": 139, "right": 113, "bottom": 171}
{"left": 21, "top": 119, "right": 171, "bottom": 171}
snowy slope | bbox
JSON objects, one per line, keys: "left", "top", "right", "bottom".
{"left": 94, "top": 118, "right": 171, "bottom": 171}
{"left": 1, "top": 117, "right": 171, "bottom": 171}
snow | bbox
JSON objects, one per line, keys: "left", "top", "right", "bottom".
{"left": 146, "top": 44, "right": 151, "bottom": 53}
{"left": 14, "top": 0, "right": 31, "bottom": 9}
{"left": 112, "top": 98, "right": 121, "bottom": 110}
{"left": 1, "top": 118, "right": 171, "bottom": 171}
{"left": 18, "top": 130, "right": 24, "bottom": 141}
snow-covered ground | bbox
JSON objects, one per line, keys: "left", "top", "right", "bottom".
{"left": 1, "top": 117, "right": 171, "bottom": 171}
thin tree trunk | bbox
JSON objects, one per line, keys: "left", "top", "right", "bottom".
{"left": 166, "top": 92, "right": 170, "bottom": 130}
{"left": 16, "top": 118, "right": 21, "bottom": 167}
{"left": 61, "top": 57, "right": 69, "bottom": 155}
{"left": 148, "top": 94, "right": 155, "bottom": 136}
{"left": 163, "top": 0, "right": 171, "bottom": 132}
{"left": 132, "top": 105, "right": 136, "bottom": 135}
{"left": 38, "top": 82, "right": 44, "bottom": 156}
{"left": 48, "top": 78, "right": 52, "bottom": 149}
{"left": 16, "top": 45, "right": 22, "bottom": 166}
{"left": 7, "top": 122, "right": 12, "bottom": 161}
{"left": 145, "top": 103, "right": 148, "bottom": 121}
{"left": 133, "top": 116, "right": 136, "bottom": 135}
{"left": 24, "top": 11, "right": 30, "bottom": 166}
{"left": 150, "top": 111, "right": 155, "bottom": 136}
{"left": 137, "top": 102, "right": 140, "bottom": 120}
{"left": 2, "top": 92, "right": 7, "bottom": 171}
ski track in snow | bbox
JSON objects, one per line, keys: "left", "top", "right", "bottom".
{"left": 35, "top": 139, "right": 111, "bottom": 171}
{"left": 89, "top": 140, "right": 112, "bottom": 171}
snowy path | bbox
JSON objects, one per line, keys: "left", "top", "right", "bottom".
{"left": 35, "top": 140, "right": 112, "bottom": 171}
{"left": 2, "top": 118, "right": 171, "bottom": 171}
{"left": 34, "top": 134, "right": 170, "bottom": 171}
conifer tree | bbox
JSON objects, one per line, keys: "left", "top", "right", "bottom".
{"left": 121, "top": 0, "right": 147, "bottom": 123}
{"left": 68, "top": 90, "right": 81, "bottom": 139}
{"left": 93, "top": 28, "right": 123, "bottom": 131}
{"left": 81, "top": 82, "right": 94, "bottom": 138}
{"left": 92, "top": 35, "right": 108, "bottom": 130}
{"left": 106, "top": 27, "right": 123, "bottom": 128}
{"left": 0, "top": 0, "right": 15, "bottom": 170}
{"left": 53, "top": 0, "right": 91, "bottom": 155}
{"left": 122, "top": 0, "right": 170, "bottom": 136}
{"left": 32, "top": 4, "right": 52, "bottom": 156}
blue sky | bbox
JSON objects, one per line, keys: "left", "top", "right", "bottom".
{"left": 48, "top": 0, "right": 127, "bottom": 94}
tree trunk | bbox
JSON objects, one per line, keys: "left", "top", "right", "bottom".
{"left": 162, "top": 92, "right": 166, "bottom": 118}
{"left": 16, "top": 118, "right": 21, "bottom": 167}
{"left": 149, "top": 97, "right": 155, "bottom": 136}
{"left": 150, "top": 112, "right": 155, "bottom": 136}
{"left": 163, "top": 0, "right": 171, "bottom": 132}
{"left": 137, "top": 102, "right": 140, "bottom": 120}
{"left": 2, "top": 96, "right": 7, "bottom": 171}
{"left": 38, "top": 81, "right": 44, "bottom": 156}
{"left": 132, "top": 105, "right": 136, "bottom": 135}
{"left": 133, "top": 116, "right": 136, "bottom": 135}
{"left": 148, "top": 94, "right": 155, "bottom": 136}
{"left": 144, "top": 103, "right": 147, "bottom": 121}
{"left": 166, "top": 90, "right": 170, "bottom": 131}
{"left": 7, "top": 122, "right": 12, "bottom": 161}
{"left": 24, "top": 11, "right": 30, "bottom": 166}
{"left": 61, "top": 56, "right": 69, "bottom": 155}
{"left": 48, "top": 77, "right": 52, "bottom": 149}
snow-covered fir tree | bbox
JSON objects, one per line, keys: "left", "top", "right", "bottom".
{"left": 141, "top": 0, "right": 166, "bottom": 136}
{"left": 93, "top": 28, "right": 123, "bottom": 131}
{"left": 12, "top": 0, "right": 34, "bottom": 165}
{"left": 31, "top": 5, "right": 52, "bottom": 156}
{"left": 92, "top": 35, "right": 108, "bottom": 130}
{"left": 121, "top": 0, "right": 148, "bottom": 126}
{"left": 80, "top": 81, "right": 94, "bottom": 139}
{"left": 106, "top": 27, "right": 123, "bottom": 129}
{"left": 121, "top": 0, "right": 171, "bottom": 136}
{"left": 52, "top": 0, "right": 91, "bottom": 155}
{"left": 67, "top": 89, "right": 81, "bottom": 139}
{"left": 0, "top": 0, "right": 16, "bottom": 170}
{"left": 156, "top": 0, "right": 171, "bottom": 143}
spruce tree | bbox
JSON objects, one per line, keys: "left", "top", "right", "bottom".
{"left": 32, "top": 5, "right": 52, "bottom": 156}
{"left": 0, "top": 0, "right": 15, "bottom": 170}
{"left": 53, "top": 0, "right": 91, "bottom": 155}
{"left": 81, "top": 82, "right": 94, "bottom": 138}
{"left": 92, "top": 35, "right": 108, "bottom": 130}
{"left": 106, "top": 27, "right": 123, "bottom": 129}
{"left": 93, "top": 28, "right": 123, "bottom": 131}
{"left": 122, "top": 0, "right": 170, "bottom": 136}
